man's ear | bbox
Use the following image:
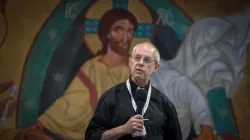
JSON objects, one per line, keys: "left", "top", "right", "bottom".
{"left": 153, "top": 63, "right": 160, "bottom": 72}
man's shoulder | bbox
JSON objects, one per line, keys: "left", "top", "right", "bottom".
{"left": 103, "top": 82, "right": 125, "bottom": 94}
{"left": 151, "top": 86, "right": 175, "bottom": 108}
{"left": 99, "top": 82, "right": 127, "bottom": 101}
{"left": 151, "top": 86, "right": 166, "bottom": 98}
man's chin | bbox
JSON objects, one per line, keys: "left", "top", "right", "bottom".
{"left": 134, "top": 73, "right": 143, "bottom": 78}
{"left": 133, "top": 75, "right": 146, "bottom": 85}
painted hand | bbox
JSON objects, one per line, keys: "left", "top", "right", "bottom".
{"left": 193, "top": 125, "right": 217, "bottom": 140}
{"left": 19, "top": 121, "right": 52, "bottom": 140}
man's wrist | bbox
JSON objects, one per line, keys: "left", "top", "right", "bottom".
{"left": 101, "top": 125, "right": 127, "bottom": 140}
{"left": 118, "top": 124, "right": 127, "bottom": 136}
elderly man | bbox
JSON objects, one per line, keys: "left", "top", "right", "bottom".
{"left": 85, "top": 42, "right": 182, "bottom": 140}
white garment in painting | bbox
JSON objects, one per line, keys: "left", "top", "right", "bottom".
{"left": 151, "top": 7, "right": 250, "bottom": 140}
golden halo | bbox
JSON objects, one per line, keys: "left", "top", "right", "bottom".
{"left": 83, "top": 0, "right": 153, "bottom": 55}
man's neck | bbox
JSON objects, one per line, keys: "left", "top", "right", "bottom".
{"left": 100, "top": 47, "right": 129, "bottom": 68}
{"left": 131, "top": 76, "right": 149, "bottom": 87}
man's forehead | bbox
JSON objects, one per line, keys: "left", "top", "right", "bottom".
{"left": 135, "top": 44, "right": 155, "bottom": 52}
{"left": 134, "top": 44, "right": 155, "bottom": 56}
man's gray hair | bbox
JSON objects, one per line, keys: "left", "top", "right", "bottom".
{"left": 131, "top": 42, "right": 160, "bottom": 64}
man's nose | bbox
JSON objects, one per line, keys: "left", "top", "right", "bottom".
{"left": 138, "top": 58, "right": 144, "bottom": 65}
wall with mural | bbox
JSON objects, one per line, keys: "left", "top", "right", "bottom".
{"left": 0, "top": 0, "right": 250, "bottom": 140}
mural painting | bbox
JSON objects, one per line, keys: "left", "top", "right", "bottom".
{"left": 0, "top": 0, "right": 250, "bottom": 140}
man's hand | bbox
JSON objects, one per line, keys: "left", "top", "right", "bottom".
{"left": 101, "top": 114, "right": 145, "bottom": 140}
{"left": 122, "top": 114, "right": 144, "bottom": 135}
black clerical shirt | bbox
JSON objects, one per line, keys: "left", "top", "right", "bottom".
{"left": 85, "top": 79, "right": 182, "bottom": 140}
{"left": 129, "top": 76, "right": 150, "bottom": 98}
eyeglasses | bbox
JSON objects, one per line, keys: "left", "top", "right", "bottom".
{"left": 131, "top": 55, "right": 156, "bottom": 65}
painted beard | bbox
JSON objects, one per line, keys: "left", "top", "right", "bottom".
{"left": 110, "top": 40, "right": 130, "bottom": 56}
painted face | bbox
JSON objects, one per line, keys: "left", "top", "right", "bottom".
{"left": 108, "top": 19, "right": 134, "bottom": 56}
{"left": 129, "top": 43, "right": 160, "bottom": 82}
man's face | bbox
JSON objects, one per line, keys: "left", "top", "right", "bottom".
{"left": 108, "top": 19, "right": 134, "bottom": 56}
{"left": 129, "top": 44, "right": 160, "bottom": 82}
